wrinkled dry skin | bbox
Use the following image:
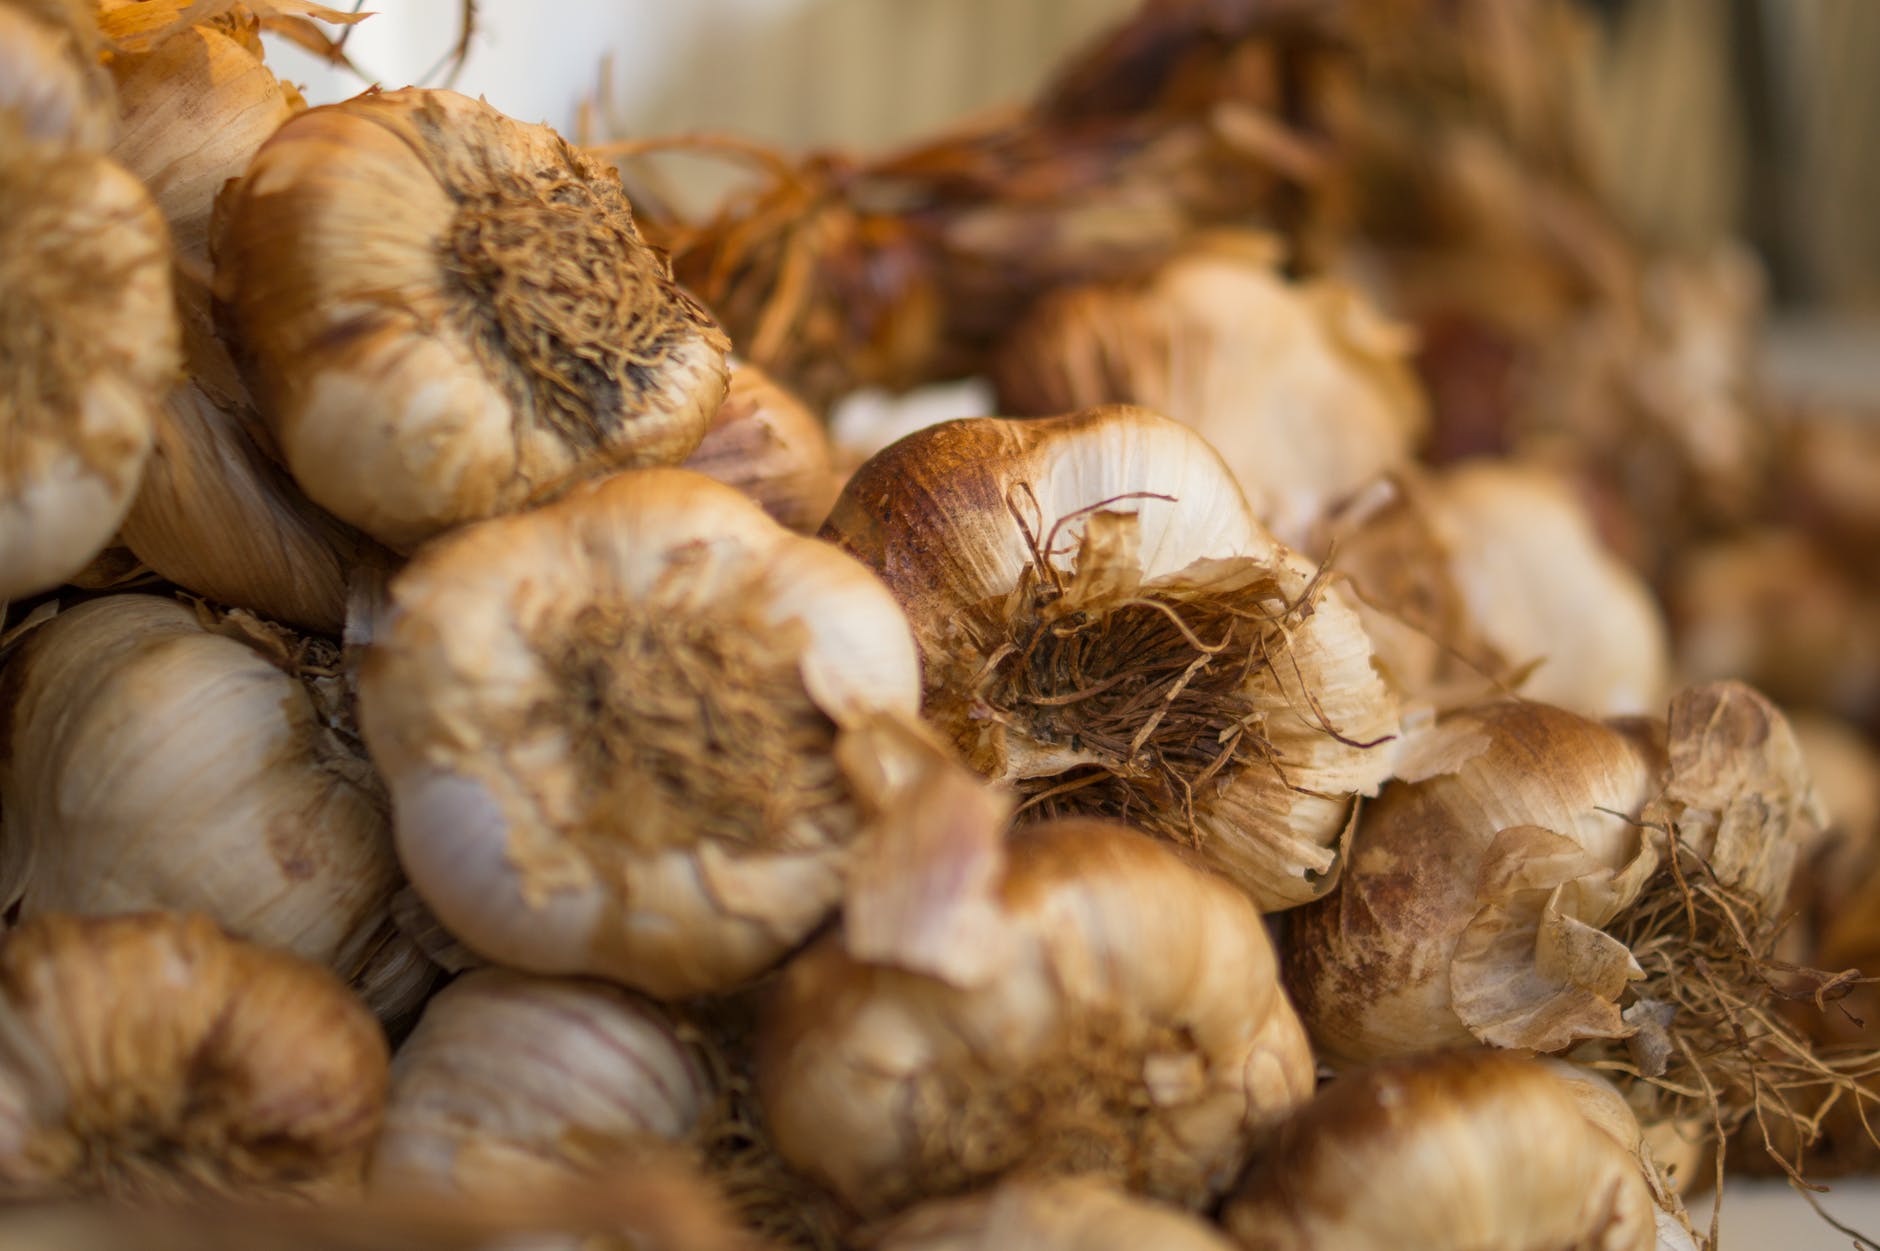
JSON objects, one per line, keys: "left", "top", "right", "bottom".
{"left": 216, "top": 88, "right": 730, "bottom": 550}
{"left": 682, "top": 362, "right": 839, "bottom": 534}
{"left": 372, "top": 969, "right": 710, "bottom": 1202}
{"left": 0, "top": 912, "right": 388, "bottom": 1202}
{"left": 868, "top": 1176, "right": 1233, "bottom": 1251}
{"left": 1333, "top": 463, "right": 1669, "bottom": 719}
{"left": 359, "top": 469, "right": 921, "bottom": 999}
{"left": 996, "top": 235, "right": 1426, "bottom": 549}
{"left": 823, "top": 406, "right": 1399, "bottom": 912}
{"left": 0, "top": 0, "right": 115, "bottom": 148}
{"left": 1284, "top": 699, "right": 1662, "bottom": 1064}
{"left": 1223, "top": 1052, "right": 1658, "bottom": 1251}
{"left": 0, "top": 138, "right": 174, "bottom": 600}
{"left": 0, "top": 595, "right": 409, "bottom": 997}
{"left": 758, "top": 819, "right": 1316, "bottom": 1217}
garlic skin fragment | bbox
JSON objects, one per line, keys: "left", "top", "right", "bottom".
{"left": 359, "top": 468, "right": 922, "bottom": 999}
{"left": 822, "top": 404, "right": 1400, "bottom": 911}
{"left": 0, "top": 0, "right": 115, "bottom": 148}
{"left": 997, "top": 235, "right": 1426, "bottom": 549}
{"left": 0, "top": 139, "right": 174, "bottom": 600}
{"left": 372, "top": 969, "right": 710, "bottom": 1197}
{"left": 1222, "top": 1052, "right": 1658, "bottom": 1251}
{"left": 683, "top": 361, "right": 840, "bottom": 533}
{"left": 0, "top": 912, "right": 389, "bottom": 1202}
{"left": 870, "top": 1176, "right": 1234, "bottom": 1251}
{"left": 758, "top": 819, "right": 1316, "bottom": 1216}
{"left": 215, "top": 88, "right": 731, "bottom": 551}
{"left": 0, "top": 595, "right": 403, "bottom": 986}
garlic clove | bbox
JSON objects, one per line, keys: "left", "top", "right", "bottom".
{"left": 757, "top": 817, "right": 1315, "bottom": 1216}
{"left": 1222, "top": 1052, "right": 1659, "bottom": 1251}
{"left": 821, "top": 404, "right": 1401, "bottom": 911}
{"left": 215, "top": 88, "right": 731, "bottom": 551}
{"left": 868, "top": 1176, "right": 1235, "bottom": 1251}
{"left": 684, "top": 361, "right": 841, "bottom": 534}
{"left": 0, "top": 911, "right": 388, "bottom": 1202}
{"left": 359, "top": 467, "right": 921, "bottom": 998}
{"left": 0, "top": 134, "right": 174, "bottom": 600}
{"left": 0, "top": 0, "right": 115, "bottom": 149}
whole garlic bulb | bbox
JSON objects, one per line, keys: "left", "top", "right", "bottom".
{"left": 0, "top": 911, "right": 389, "bottom": 1202}
{"left": 0, "top": 595, "right": 406, "bottom": 997}
{"left": 683, "top": 361, "right": 840, "bottom": 534}
{"left": 0, "top": 0, "right": 115, "bottom": 148}
{"left": 215, "top": 88, "right": 731, "bottom": 550}
{"left": 996, "top": 234, "right": 1426, "bottom": 549}
{"left": 372, "top": 969, "right": 710, "bottom": 1196}
{"left": 758, "top": 817, "right": 1316, "bottom": 1216}
{"left": 822, "top": 405, "right": 1400, "bottom": 911}
{"left": 1222, "top": 1052, "right": 1659, "bottom": 1251}
{"left": 870, "top": 1176, "right": 1234, "bottom": 1251}
{"left": 359, "top": 467, "right": 922, "bottom": 999}
{"left": 0, "top": 134, "right": 175, "bottom": 600}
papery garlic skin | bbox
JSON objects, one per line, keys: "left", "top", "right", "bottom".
{"left": 216, "top": 88, "right": 730, "bottom": 550}
{"left": 822, "top": 405, "right": 1400, "bottom": 911}
{"left": 360, "top": 468, "right": 921, "bottom": 999}
{"left": 758, "top": 819, "right": 1316, "bottom": 1216}
{"left": 0, "top": 595, "right": 402, "bottom": 984}
{"left": 997, "top": 235, "right": 1426, "bottom": 549}
{"left": 0, "top": 912, "right": 388, "bottom": 1202}
{"left": 683, "top": 361, "right": 840, "bottom": 533}
{"left": 871, "top": 1176, "right": 1234, "bottom": 1251}
{"left": 0, "top": 139, "right": 173, "bottom": 600}
{"left": 1285, "top": 699, "right": 1662, "bottom": 1064}
{"left": 1223, "top": 1052, "right": 1657, "bottom": 1251}
{"left": 372, "top": 969, "right": 709, "bottom": 1196}
{"left": 0, "top": 0, "right": 114, "bottom": 148}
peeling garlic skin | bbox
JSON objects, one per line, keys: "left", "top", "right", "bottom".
{"left": 372, "top": 970, "right": 710, "bottom": 1196}
{"left": 0, "top": 912, "right": 388, "bottom": 1203}
{"left": 360, "top": 468, "right": 922, "bottom": 999}
{"left": 871, "top": 1176, "right": 1236, "bottom": 1251}
{"left": 822, "top": 404, "right": 1400, "bottom": 912}
{"left": 215, "top": 88, "right": 730, "bottom": 551}
{"left": 1285, "top": 700, "right": 1661, "bottom": 1065}
{"left": 1223, "top": 1052, "right": 1658, "bottom": 1251}
{"left": 758, "top": 820, "right": 1315, "bottom": 1217}
{"left": 0, "top": 141, "right": 173, "bottom": 600}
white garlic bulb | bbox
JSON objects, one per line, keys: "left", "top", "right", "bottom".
{"left": 0, "top": 595, "right": 405, "bottom": 993}
{"left": 870, "top": 1176, "right": 1234, "bottom": 1251}
{"left": 359, "top": 467, "right": 922, "bottom": 999}
{"left": 822, "top": 404, "right": 1400, "bottom": 911}
{"left": 215, "top": 88, "right": 731, "bottom": 550}
{"left": 0, "top": 135, "right": 174, "bottom": 600}
{"left": 683, "top": 359, "right": 839, "bottom": 533}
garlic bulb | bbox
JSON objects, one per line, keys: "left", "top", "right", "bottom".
{"left": 0, "top": 595, "right": 407, "bottom": 998}
{"left": 359, "top": 467, "right": 921, "bottom": 999}
{"left": 0, "top": 0, "right": 114, "bottom": 148}
{"left": 683, "top": 361, "right": 840, "bottom": 533}
{"left": 373, "top": 969, "right": 710, "bottom": 1197}
{"left": 870, "top": 1176, "right": 1234, "bottom": 1251}
{"left": 0, "top": 134, "right": 174, "bottom": 600}
{"left": 822, "top": 404, "right": 1400, "bottom": 911}
{"left": 0, "top": 911, "right": 388, "bottom": 1201}
{"left": 1334, "top": 462, "right": 1670, "bottom": 718}
{"left": 1540, "top": 1060, "right": 1704, "bottom": 1240}
{"left": 216, "top": 88, "right": 731, "bottom": 550}
{"left": 1222, "top": 1052, "right": 1659, "bottom": 1251}
{"left": 996, "top": 234, "right": 1426, "bottom": 549}
{"left": 758, "top": 817, "right": 1315, "bottom": 1216}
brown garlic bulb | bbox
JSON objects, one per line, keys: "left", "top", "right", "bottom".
{"left": 822, "top": 405, "right": 1401, "bottom": 912}
{"left": 0, "top": 0, "right": 114, "bottom": 148}
{"left": 870, "top": 1176, "right": 1234, "bottom": 1251}
{"left": 0, "top": 133, "right": 174, "bottom": 600}
{"left": 0, "top": 912, "right": 388, "bottom": 1202}
{"left": 996, "top": 234, "right": 1426, "bottom": 549}
{"left": 0, "top": 595, "right": 409, "bottom": 1006}
{"left": 359, "top": 468, "right": 922, "bottom": 999}
{"left": 215, "top": 88, "right": 731, "bottom": 551}
{"left": 683, "top": 360, "right": 839, "bottom": 534}
{"left": 1222, "top": 1052, "right": 1659, "bottom": 1251}
{"left": 758, "top": 817, "right": 1316, "bottom": 1217}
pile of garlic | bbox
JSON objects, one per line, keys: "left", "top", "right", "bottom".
{"left": 0, "top": 2, "right": 1876, "bottom": 1250}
